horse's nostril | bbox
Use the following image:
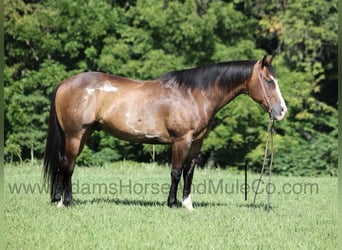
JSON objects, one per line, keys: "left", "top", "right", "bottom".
{"left": 281, "top": 106, "right": 287, "bottom": 114}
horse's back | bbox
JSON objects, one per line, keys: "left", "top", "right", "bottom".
{"left": 58, "top": 72, "right": 139, "bottom": 89}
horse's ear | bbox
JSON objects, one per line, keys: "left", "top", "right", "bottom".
{"left": 269, "top": 54, "right": 275, "bottom": 65}
{"left": 259, "top": 55, "right": 268, "bottom": 67}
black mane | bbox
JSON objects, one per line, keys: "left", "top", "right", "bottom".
{"left": 157, "top": 60, "right": 257, "bottom": 90}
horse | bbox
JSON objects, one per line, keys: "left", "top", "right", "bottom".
{"left": 43, "top": 55, "right": 287, "bottom": 210}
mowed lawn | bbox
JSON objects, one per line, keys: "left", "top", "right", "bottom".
{"left": 4, "top": 162, "right": 337, "bottom": 249}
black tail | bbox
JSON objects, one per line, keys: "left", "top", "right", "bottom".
{"left": 43, "top": 88, "right": 65, "bottom": 200}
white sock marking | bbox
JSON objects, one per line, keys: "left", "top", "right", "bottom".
{"left": 182, "top": 195, "right": 194, "bottom": 211}
{"left": 57, "top": 199, "right": 64, "bottom": 208}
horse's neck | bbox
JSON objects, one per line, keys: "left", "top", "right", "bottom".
{"left": 182, "top": 83, "right": 244, "bottom": 130}
{"left": 208, "top": 81, "right": 247, "bottom": 114}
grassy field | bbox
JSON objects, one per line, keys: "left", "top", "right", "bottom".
{"left": 4, "top": 162, "right": 337, "bottom": 249}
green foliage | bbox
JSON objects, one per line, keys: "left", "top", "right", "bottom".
{"left": 5, "top": 60, "right": 73, "bottom": 161}
{"left": 4, "top": 0, "right": 337, "bottom": 176}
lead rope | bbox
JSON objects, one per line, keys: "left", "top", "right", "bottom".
{"left": 253, "top": 119, "right": 275, "bottom": 212}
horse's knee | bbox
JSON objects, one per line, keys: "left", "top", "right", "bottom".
{"left": 171, "top": 168, "right": 182, "bottom": 182}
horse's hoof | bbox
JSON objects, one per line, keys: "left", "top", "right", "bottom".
{"left": 167, "top": 201, "right": 178, "bottom": 208}
{"left": 63, "top": 197, "right": 73, "bottom": 207}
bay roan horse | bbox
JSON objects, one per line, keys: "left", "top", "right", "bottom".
{"left": 43, "top": 55, "right": 287, "bottom": 210}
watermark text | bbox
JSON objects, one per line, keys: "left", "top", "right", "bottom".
{"left": 7, "top": 179, "right": 319, "bottom": 196}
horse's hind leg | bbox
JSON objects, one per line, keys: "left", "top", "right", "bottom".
{"left": 61, "top": 135, "right": 83, "bottom": 206}
{"left": 51, "top": 134, "right": 83, "bottom": 206}
{"left": 51, "top": 149, "right": 77, "bottom": 205}
{"left": 51, "top": 152, "right": 68, "bottom": 203}
{"left": 52, "top": 174, "right": 64, "bottom": 202}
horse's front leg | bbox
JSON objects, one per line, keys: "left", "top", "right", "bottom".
{"left": 182, "top": 140, "right": 203, "bottom": 211}
{"left": 167, "top": 135, "right": 192, "bottom": 208}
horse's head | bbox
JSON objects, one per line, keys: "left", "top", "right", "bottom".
{"left": 248, "top": 55, "right": 287, "bottom": 120}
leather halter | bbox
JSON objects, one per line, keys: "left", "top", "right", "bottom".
{"left": 255, "top": 65, "right": 272, "bottom": 115}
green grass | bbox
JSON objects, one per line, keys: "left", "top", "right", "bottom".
{"left": 4, "top": 162, "right": 337, "bottom": 249}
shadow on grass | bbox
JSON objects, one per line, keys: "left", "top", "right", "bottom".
{"left": 193, "top": 201, "right": 228, "bottom": 207}
{"left": 238, "top": 202, "right": 277, "bottom": 211}
{"left": 73, "top": 198, "right": 229, "bottom": 208}
{"left": 74, "top": 197, "right": 165, "bottom": 207}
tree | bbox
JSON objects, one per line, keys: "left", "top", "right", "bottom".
{"left": 242, "top": 0, "right": 338, "bottom": 175}
{"left": 4, "top": 0, "right": 337, "bottom": 176}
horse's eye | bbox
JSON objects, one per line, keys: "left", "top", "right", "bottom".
{"left": 266, "top": 79, "right": 274, "bottom": 84}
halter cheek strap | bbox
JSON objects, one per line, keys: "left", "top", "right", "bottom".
{"left": 256, "top": 66, "right": 272, "bottom": 114}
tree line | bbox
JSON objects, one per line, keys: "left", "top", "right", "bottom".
{"left": 4, "top": 0, "right": 337, "bottom": 176}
